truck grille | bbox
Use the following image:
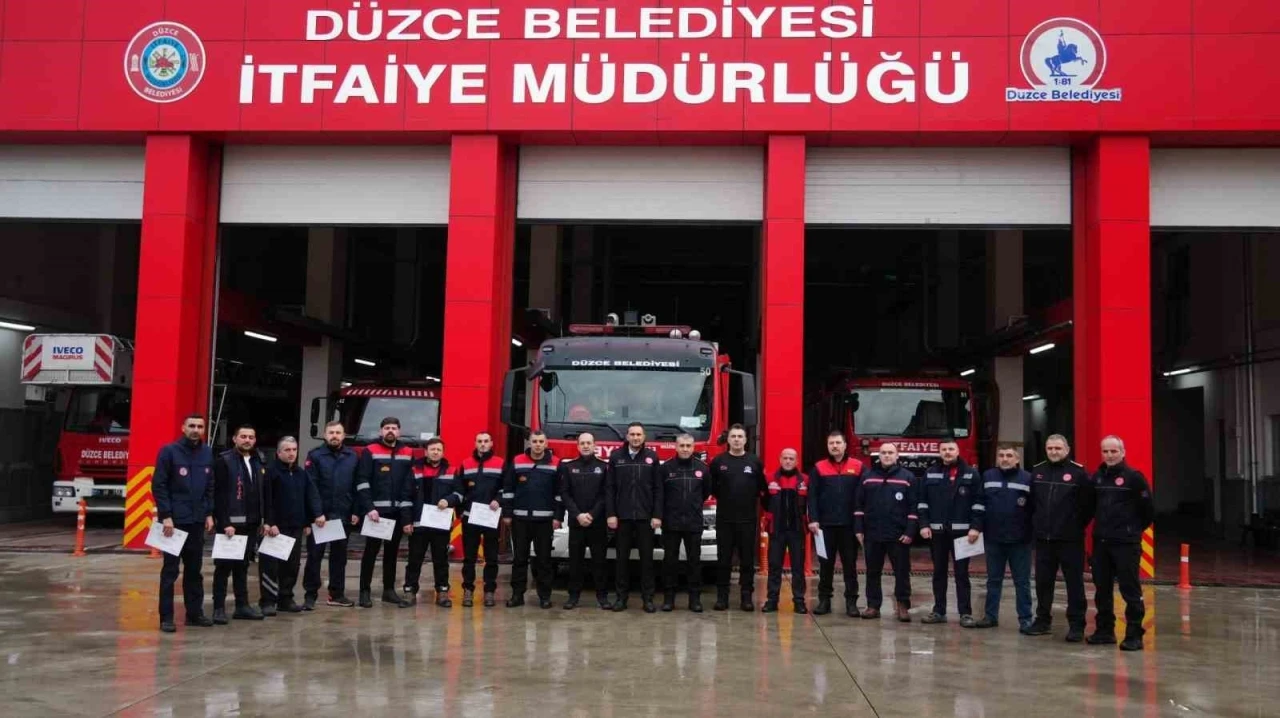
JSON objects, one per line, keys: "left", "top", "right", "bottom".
{"left": 79, "top": 464, "right": 128, "bottom": 479}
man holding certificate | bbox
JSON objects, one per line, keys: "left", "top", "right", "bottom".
{"left": 501, "top": 431, "right": 562, "bottom": 609}
{"left": 459, "top": 432, "right": 505, "bottom": 608}
{"left": 153, "top": 415, "right": 216, "bottom": 633}
{"left": 261, "top": 437, "right": 325, "bottom": 614}
{"left": 917, "top": 440, "right": 985, "bottom": 628}
{"left": 211, "top": 424, "right": 267, "bottom": 624}
{"left": 303, "top": 421, "right": 360, "bottom": 609}
{"left": 355, "top": 417, "right": 417, "bottom": 609}
{"left": 404, "top": 437, "right": 459, "bottom": 607}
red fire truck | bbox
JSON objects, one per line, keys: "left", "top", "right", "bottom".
{"left": 309, "top": 381, "right": 441, "bottom": 449}
{"left": 501, "top": 316, "right": 757, "bottom": 565}
{"left": 21, "top": 334, "right": 133, "bottom": 514}
{"left": 809, "top": 372, "right": 978, "bottom": 476}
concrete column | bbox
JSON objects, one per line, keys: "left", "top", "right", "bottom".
{"left": 1073, "top": 135, "right": 1153, "bottom": 577}
{"left": 988, "top": 229, "right": 1024, "bottom": 448}
{"left": 440, "top": 136, "right": 517, "bottom": 455}
{"left": 569, "top": 226, "right": 595, "bottom": 322}
{"left": 760, "top": 136, "right": 805, "bottom": 464}
{"left": 528, "top": 224, "right": 561, "bottom": 322}
{"left": 298, "top": 228, "right": 346, "bottom": 453}
{"left": 126, "top": 135, "right": 220, "bottom": 549}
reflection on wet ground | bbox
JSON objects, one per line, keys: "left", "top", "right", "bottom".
{"left": 0, "top": 553, "right": 1276, "bottom": 717}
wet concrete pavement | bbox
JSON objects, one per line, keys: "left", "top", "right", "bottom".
{"left": 0, "top": 552, "right": 1276, "bottom": 717}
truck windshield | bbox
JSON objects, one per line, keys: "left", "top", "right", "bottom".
{"left": 345, "top": 397, "right": 440, "bottom": 443}
{"left": 540, "top": 368, "right": 715, "bottom": 440}
{"left": 852, "top": 387, "right": 971, "bottom": 439}
{"left": 64, "top": 387, "right": 131, "bottom": 434}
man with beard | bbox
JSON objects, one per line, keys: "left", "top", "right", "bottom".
{"left": 211, "top": 424, "right": 266, "bottom": 623}
{"left": 460, "top": 432, "right": 505, "bottom": 608}
{"left": 302, "top": 421, "right": 360, "bottom": 609}
{"left": 153, "top": 415, "right": 215, "bottom": 633}
{"left": 807, "top": 431, "right": 863, "bottom": 617}
{"left": 355, "top": 417, "right": 416, "bottom": 609}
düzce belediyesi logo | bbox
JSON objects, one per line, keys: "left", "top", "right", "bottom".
{"left": 125, "top": 22, "right": 206, "bottom": 103}
{"left": 1006, "top": 17, "right": 1121, "bottom": 103}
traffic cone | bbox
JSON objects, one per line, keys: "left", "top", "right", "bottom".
{"left": 72, "top": 499, "right": 87, "bottom": 557}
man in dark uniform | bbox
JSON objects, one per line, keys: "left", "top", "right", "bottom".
{"left": 855, "top": 443, "right": 919, "bottom": 622}
{"left": 607, "top": 422, "right": 663, "bottom": 613}
{"left": 971, "top": 445, "right": 1034, "bottom": 630}
{"left": 211, "top": 424, "right": 267, "bottom": 623}
{"left": 807, "top": 430, "right": 863, "bottom": 617}
{"left": 502, "top": 431, "right": 562, "bottom": 609}
{"left": 1089, "top": 435, "right": 1155, "bottom": 651}
{"left": 460, "top": 432, "right": 505, "bottom": 608}
{"left": 709, "top": 424, "right": 766, "bottom": 611}
{"left": 261, "top": 437, "right": 325, "bottom": 613}
{"left": 660, "top": 433, "right": 710, "bottom": 612}
{"left": 355, "top": 417, "right": 416, "bottom": 609}
{"left": 559, "top": 432, "right": 610, "bottom": 610}
{"left": 761, "top": 448, "right": 808, "bottom": 614}
{"left": 1024, "top": 434, "right": 1095, "bottom": 642}
{"left": 404, "top": 437, "right": 459, "bottom": 607}
{"left": 303, "top": 421, "right": 360, "bottom": 609}
{"left": 153, "top": 414, "right": 215, "bottom": 633}
{"left": 918, "top": 439, "right": 984, "bottom": 627}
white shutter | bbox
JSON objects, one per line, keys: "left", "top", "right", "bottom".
{"left": 1151, "top": 149, "right": 1280, "bottom": 228}
{"left": 0, "top": 146, "right": 144, "bottom": 220}
{"left": 220, "top": 146, "right": 450, "bottom": 224}
{"left": 806, "top": 148, "right": 1071, "bottom": 225}
{"left": 517, "top": 146, "right": 763, "bottom": 221}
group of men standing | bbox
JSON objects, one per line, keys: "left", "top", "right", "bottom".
{"left": 153, "top": 414, "right": 1154, "bottom": 651}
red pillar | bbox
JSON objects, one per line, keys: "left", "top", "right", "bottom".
{"left": 124, "top": 136, "right": 221, "bottom": 548}
{"left": 439, "top": 136, "right": 517, "bottom": 456}
{"left": 760, "top": 135, "right": 806, "bottom": 464}
{"left": 1073, "top": 135, "right": 1154, "bottom": 577}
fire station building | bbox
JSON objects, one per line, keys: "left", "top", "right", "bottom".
{"left": 0, "top": 0, "right": 1278, "bottom": 571}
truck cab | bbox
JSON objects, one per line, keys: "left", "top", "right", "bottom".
{"left": 502, "top": 320, "right": 756, "bottom": 566}
{"left": 310, "top": 381, "right": 441, "bottom": 451}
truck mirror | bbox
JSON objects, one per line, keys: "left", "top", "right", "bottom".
{"left": 847, "top": 393, "right": 860, "bottom": 413}
{"left": 716, "top": 430, "right": 728, "bottom": 446}
{"left": 539, "top": 372, "right": 557, "bottom": 392}
{"left": 501, "top": 368, "right": 529, "bottom": 431}
{"left": 729, "top": 369, "right": 758, "bottom": 430}
{"left": 309, "top": 397, "right": 322, "bottom": 439}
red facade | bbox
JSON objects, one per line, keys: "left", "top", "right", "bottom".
{"left": 2, "top": 1, "right": 1277, "bottom": 556}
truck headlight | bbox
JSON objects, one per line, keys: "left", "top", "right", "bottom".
{"left": 53, "top": 486, "right": 75, "bottom": 497}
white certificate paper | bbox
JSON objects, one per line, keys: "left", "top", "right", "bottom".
{"left": 144, "top": 521, "right": 189, "bottom": 557}
{"left": 361, "top": 516, "right": 396, "bottom": 541}
{"left": 468, "top": 502, "right": 501, "bottom": 529}
{"left": 212, "top": 533, "right": 248, "bottom": 561}
{"left": 954, "top": 533, "right": 985, "bottom": 560}
{"left": 419, "top": 505, "right": 454, "bottom": 531}
{"left": 310, "top": 519, "right": 346, "bottom": 545}
{"left": 258, "top": 532, "right": 297, "bottom": 561}
{"left": 814, "top": 529, "right": 828, "bottom": 560}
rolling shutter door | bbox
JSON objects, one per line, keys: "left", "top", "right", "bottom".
{"left": 806, "top": 148, "right": 1071, "bottom": 225}
{"left": 0, "top": 146, "right": 145, "bottom": 220}
{"left": 517, "top": 146, "right": 763, "bottom": 222}
{"left": 1151, "top": 149, "right": 1280, "bottom": 228}
{"left": 220, "top": 146, "right": 450, "bottom": 224}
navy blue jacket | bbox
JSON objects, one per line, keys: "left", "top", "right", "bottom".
{"left": 212, "top": 449, "right": 266, "bottom": 530}
{"left": 1031, "top": 459, "right": 1094, "bottom": 541}
{"left": 1092, "top": 462, "right": 1155, "bottom": 544}
{"left": 266, "top": 460, "right": 323, "bottom": 529}
{"left": 413, "top": 458, "right": 461, "bottom": 529}
{"left": 659, "top": 456, "right": 711, "bottom": 533}
{"left": 502, "top": 450, "right": 563, "bottom": 522}
{"left": 305, "top": 444, "right": 360, "bottom": 521}
{"left": 559, "top": 455, "right": 609, "bottom": 523}
{"left": 356, "top": 441, "right": 417, "bottom": 523}
{"left": 153, "top": 439, "right": 215, "bottom": 525}
{"left": 459, "top": 451, "right": 505, "bottom": 521}
{"left": 918, "top": 459, "right": 985, "bottom": 534}
{"left": 807, "top": 455, "right": 863, "bottom": 527}
{"left": 607, "top": 445, "right": 663, "bottom": 521}
{"left": 854, "top": 461, "right": 919, "bottom": 542}
{"left": 981, "top": 466, "right": 1034, "bottom": 544}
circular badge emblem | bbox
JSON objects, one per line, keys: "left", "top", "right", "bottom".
{"left": 178, "top": 467, "right": 188, "bottom": 476}
{"left": 124, "top": 22, "right": 206, "bottom": 103}
{"left": 1017, "top": 496, "right": 1027, "bottom": 506}
{"left": 645, "top": 457, "right": 653, "bottom": 464}
{"left": 1115, "top": 477, "right": 1125, "bottom": 487}
{"left": 1064, "top": 475, "right": 1073, "bottom": 482}
{"left": 1020, "top": 18, "right": 1107, "bottom": 90}
{"left": 695, "top": 471, "right": 703, "bottom": 478}
{"left": 894, "top": 492, "right": 903, "bottom": 501}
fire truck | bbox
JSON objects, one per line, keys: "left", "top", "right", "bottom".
{"left": 808, "top": 372, "right": 978, "bottom": 476}
{"left": 308, "top": 380, "right": 441, "bottom": 449}
{"left": 21, "top": 334, "right": 133, "bottom": 514}
{"left": 501, "top": 315, "right": 757, "bottom": 567}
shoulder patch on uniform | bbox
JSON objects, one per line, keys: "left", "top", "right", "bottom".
{"left": 1070, "top": 461, "right": 1084, "bottom": 467}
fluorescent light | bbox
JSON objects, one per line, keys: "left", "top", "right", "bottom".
{"left": 243, "top": 330, "right": 277, "bottom": 343}
{"left": 339, "top": 381, "right": 352, "bottom": 388}
{"left": 511, "top": 337, "right": 524, "bottom": 348}
{"left": 959, "top": 368, "right": 976, "bottom": 377}
{"left": 1023, "top": 394, "right": 1042, "bottom": 401}
{"left": 424, "top": 375, "right": 440, "bottom": 383}
{"left": 354, "top": 358, "right": 377, "bottom": 367}
{"left": 1029, "top": 342, "right": 1056, "bottom": 355}
{"left": 0, "top": 320, "right": 36, "bottom": 332}
{"left": 1163, "top": 367, "right": 1193, "bottom": 377}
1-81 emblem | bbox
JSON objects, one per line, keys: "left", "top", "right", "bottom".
{"left": 124, "top": 22, "right": 205, "bottom": 103}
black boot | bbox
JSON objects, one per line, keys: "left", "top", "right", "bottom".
{"left": 539, "top": 597, "right": 553, "bottom": 609}
{"left": 846, "top": 599, "right": 860, "bottom": 618}
{"left": 597, "top": 592, "right": 612, "bottom": 610}
{"left": 689, "top": 593, "right": 703, "bottom": 613}
{"left": 661, "top": 593, "right": 676, "bottom": 612}
{"left": 794, "top": 598, "right": 809, "bottom": 615}
{"left": 358, "top": 590, "right": 373, "bottom": 608}
{"left": 506, "top": 594, "right": 526, "bottom": 608}
{"left": 1086, "top": 631, "right": 1117, "bottom": 645}
{"left": 233, "top": 605, "right": 264, "bottom": 620}
{"left": 160, "top": 620, "right": 176, "bottom": 633}
{"left": 1065, "top": 625, "right": 1085, "bottom": 643}
{"left": 741, "top": 593, "right": 755, "bottom": 612}
{"left": 563, "top": 593, "right": 580, "bottom": 610}
{"left": 713, "top": 591, "right": 730, "bottom": 611}
{"left": 403, "top": 588, "right": 418, "bottom": 607}
{"left": 643, "top": 598, "right": 657, "bottom": 613}
{"left": 813, "top": 598, "right": 832, "bottom": 615}
{"left": 612, "top": 597, "right": 629, "bottom": 612}
{"left": 212, "top": 607, "right": 229, "bottom": 625}
{"left": 761, "top": 600, "right": 778, "bottom": 613}
{"left": 302, "top": 594, "right": 317, "bottom": 611}
{"left": 1120, "top": 635, "right": 1144, "bottom": 651}
{"left": 382, "top": 589, "right": 410, "bottom": 608}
